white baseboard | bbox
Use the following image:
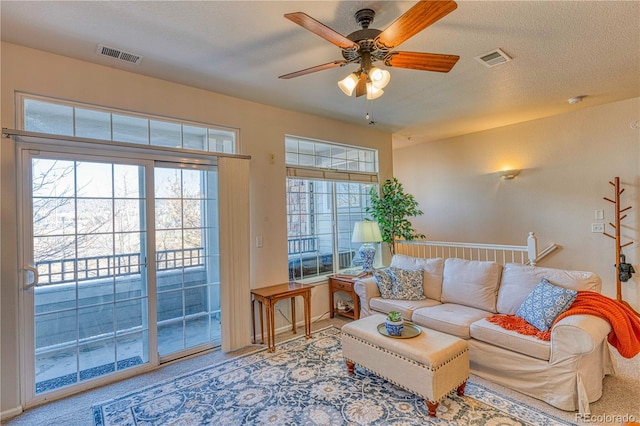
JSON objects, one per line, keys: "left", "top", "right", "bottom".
{"left": 251, "top": 313, "right": 335, "bottom": 342}
{"left": 1, "top": 405, "right": 23, "bottom": 422}
{"left": 275, "top": 313, "right": 338, "bottom": 334}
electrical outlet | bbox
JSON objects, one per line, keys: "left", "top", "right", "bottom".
{"left": 255, "top": 236, "right": 264, "bottom": 248}
{"left": 591, "top": 223, "right": 604, "bottom": 233}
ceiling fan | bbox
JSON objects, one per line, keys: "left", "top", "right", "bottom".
{"left": 279, "top": 0, "right": 460, "bottom": 100}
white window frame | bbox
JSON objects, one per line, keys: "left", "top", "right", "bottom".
{"left": 16, "top": 92, "right": 240, "bottom": 155}
{"left": 285, "top": 135, "right": 379, "bottom": 283}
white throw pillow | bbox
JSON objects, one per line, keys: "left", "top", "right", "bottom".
{"left": 440, "top": 258, "right": 502, "bottom": 312}
{"left": 496, "top": 263, "right": 601, "bottom": 315}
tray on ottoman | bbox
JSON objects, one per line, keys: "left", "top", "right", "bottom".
{"left": 342, "top": 314, "right": 469, "bottom": 417}
{"left": 377, "top": 321, "right": 422, "bottom": 338}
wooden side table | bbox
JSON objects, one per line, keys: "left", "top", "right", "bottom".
{"left": 251, "top": 282, "right": 312, "bottom": 352}
{"left": 329, "top": 274, "right": 367, "bottom": 320}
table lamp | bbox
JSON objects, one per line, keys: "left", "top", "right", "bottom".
{"left": 351, "top": 221, "right": 382, "bottom": 272}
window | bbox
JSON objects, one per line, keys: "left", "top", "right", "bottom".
{"left": 17, "top": 94, "right": 231, "bottom": 402}
{"left": 19, "top": 93, "right": 237, "bottom": 154}
{"left": 285, "top": 136, "right": 378, "bottom": 280}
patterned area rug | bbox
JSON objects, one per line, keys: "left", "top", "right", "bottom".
{"left": 93, "top": 327, "right": 574, "bottom": 425}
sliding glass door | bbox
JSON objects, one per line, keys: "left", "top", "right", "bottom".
{"left": 19, "top": 149, "right": 220, "bottom": 405}
{"left": 21, "top": 153, "right": 151, "bottom": 401}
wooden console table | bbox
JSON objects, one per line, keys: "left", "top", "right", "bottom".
{"left": 251, "top": 282, "right": 312, "bottom": 352}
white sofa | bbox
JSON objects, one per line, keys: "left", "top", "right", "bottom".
{"left": 354, "top": 254, "right": 616, "bottom": 414}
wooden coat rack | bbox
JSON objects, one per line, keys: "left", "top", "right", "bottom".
{"left": 602, "top": 176, "right": 639, "bottom": 316}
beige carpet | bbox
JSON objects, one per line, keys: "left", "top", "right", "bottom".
{"left": 5, "top": 315, "right": 639, "bottom": 426}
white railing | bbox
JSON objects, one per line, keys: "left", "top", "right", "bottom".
{"left": 394, "top": 232, "right": 558, "bottom": 266}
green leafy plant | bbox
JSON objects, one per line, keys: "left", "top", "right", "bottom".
{"left": 366, "top": 177, "right": 425, "bottom": 255}
{"left": 387, "top": 311, "right": 402, "bottom": 323}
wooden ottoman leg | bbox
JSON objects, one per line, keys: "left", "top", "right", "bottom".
{"left": 457, "top": 381, "right": 467, "bottom": 396}
{"left": 426, "top": 400, "right": 438, "bottom": 417}
{"left": 345, "top": 360, "right": 355, "bottom": 375}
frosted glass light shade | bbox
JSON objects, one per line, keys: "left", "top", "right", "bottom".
{"left": 338, "top": 73, "right": 359, "bottom": 96}
{"left": 366, "top": 83, "right": 384, "bottom": 100}
{"left": 369, "top": 67, "right": 391, "bottom": 89}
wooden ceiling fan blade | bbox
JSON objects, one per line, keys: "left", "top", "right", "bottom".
{"left": 384, "top": 51, "right": 459, "bottom": 72}
{"left": 376, "top": 1, "right": 457, "bottom": 49}
{"left": 285, "top": 12, "right": 358, "bottom": 50}
{"left": 355, "top": 73, "right": 367, "bottom": 97}
{"left": 279, "top": 60, "right": 347, "bottom": 79}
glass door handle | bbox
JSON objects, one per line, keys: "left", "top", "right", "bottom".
{"left": 23, "top": 264, "right": 40, "bottom": 290}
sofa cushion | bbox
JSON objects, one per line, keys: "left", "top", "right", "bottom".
{"left": 391, "top": 268, "right": 425, "bottom": 300}
{"left": 372, "top": 267, "right": 395, "bottom": 299}
{"left": 369, "top": 297, "right": 441, "bottom": 321}
{"left": 515, "top": 278, "right": 578, "bottom": 331}
{"left": 496, "top": 263, "right": 601, "bottom": 315}
{"left": 470, "top": 318, "right": 550, "bottom": 360}
{"left": 440, "top": 258, "right": 502, "bottom": 312}
{"left": 412, "top": 304, "right": 491, "bottom": 339}
{"left": 390, "top": 255, "right": 444, "bottom": 300}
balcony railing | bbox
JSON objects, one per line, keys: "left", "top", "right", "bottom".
{"left": 36, "top": 237, "right": 354, "bottom": 285}
{"left": 287, "top": 236, "right": 317, "bottom": 255}
{"left": 37, "top": 247, "right": 205, "bottom": 285}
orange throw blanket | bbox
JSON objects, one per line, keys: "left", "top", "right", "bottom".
{"left": 487, "top": 291, "right": 640, "bottom": 358}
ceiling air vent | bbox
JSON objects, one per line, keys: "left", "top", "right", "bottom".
{"left": 96, "top": 44, "right": 143, "bottom": 65}
{"left": 475, "top": 48, "right": 512, "bottom": 68}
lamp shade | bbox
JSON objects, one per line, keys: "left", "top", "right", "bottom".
{"left": 352, "top": 221, "right": 382, "bottom": 243}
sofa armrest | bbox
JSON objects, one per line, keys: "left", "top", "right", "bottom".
{"left": 354, "top": 277, "right": 380, "bottom": 318}
{"left": 550, "top": 314, "right": 611, "bottom": 361}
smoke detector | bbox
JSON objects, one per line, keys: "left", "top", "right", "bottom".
{"left": 97, "top": 44, "right": 143, "bottom": 64}
{"left": 475, "top": 48, "right": 512, "bottom": 68}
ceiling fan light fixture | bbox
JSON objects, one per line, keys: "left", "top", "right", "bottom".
{"left": 282, "top": 2, "right": 460, "bottom": 99}
{"left": 338, "top": 73, "right": 359, "bottom": 96}
{"left": 366, "top": 82, "right": 384, "bottom": 100}
{"left": 369, "top": 67, "right": 391, "bottom": 89}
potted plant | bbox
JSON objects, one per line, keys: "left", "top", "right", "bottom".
{"left": 366, "top": 177, "right": 425, "bottom": 255}
{"left": 385, "top": 310, "right": 404, "bottom": 336}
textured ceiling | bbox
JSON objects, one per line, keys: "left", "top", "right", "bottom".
{"left": 1, "top": 1, "right": 639, "bottom": 148}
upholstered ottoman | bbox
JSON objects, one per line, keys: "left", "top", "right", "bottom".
{"left": 342, "top": 314, "right": 469, "bottom": 417}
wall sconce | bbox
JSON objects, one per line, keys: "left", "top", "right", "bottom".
{"left": 500, "top": 169, "right": 521, "bottom": 180}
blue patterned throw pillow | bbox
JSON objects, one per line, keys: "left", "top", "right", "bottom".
{"left": 516, "top": 278, "right": 578, "bottom": 331}
{"left": 391, "top": 267, "right": 425, "bottom": 300}
{"left": 373, "top": 268, "right": 395, "bottom": 299}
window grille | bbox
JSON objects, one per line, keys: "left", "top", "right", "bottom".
{"left": 18, "top": 93, "right": 238, "bottom": 154}
{"left": 285, "top": 135, "right": 379, "bottom": 280}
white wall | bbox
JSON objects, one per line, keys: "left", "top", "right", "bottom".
{"left": 0, "top": 42, "right": 393, "bottom": 415}
{"left": 394, "top": 97, "right": 640, "bottom": 311}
